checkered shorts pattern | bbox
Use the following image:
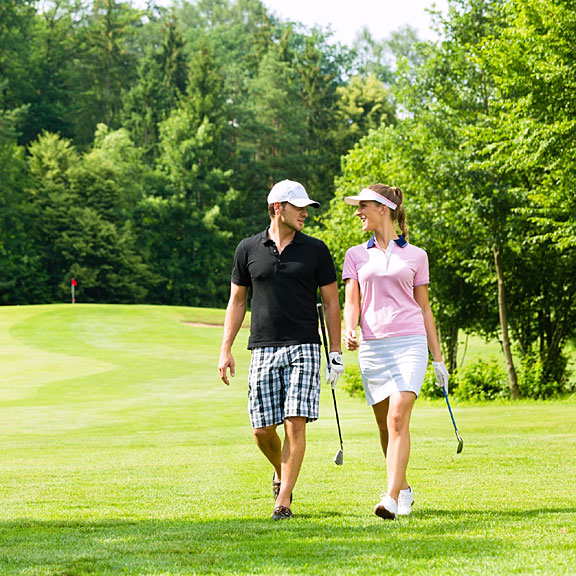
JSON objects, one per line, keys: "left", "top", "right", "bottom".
{"left": 248, "top": 344, "right": 321, "bottom": 429}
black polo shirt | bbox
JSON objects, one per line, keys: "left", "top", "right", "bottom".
{"left": 231, "top": 229, "right": 337, "bottom": 349}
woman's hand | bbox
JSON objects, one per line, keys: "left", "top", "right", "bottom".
{"left": 343, "top": 329, "right": 359, "bottom": 351}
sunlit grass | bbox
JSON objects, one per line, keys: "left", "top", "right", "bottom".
{"left": 0, "top": 304, "right": 574, "bottom": 575}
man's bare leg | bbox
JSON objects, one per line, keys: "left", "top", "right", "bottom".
{"left": 253, "top": 424, "right": 282, "bottom": 482}
{"left": 276, "top": 416, "right": 306, "bottom": 509}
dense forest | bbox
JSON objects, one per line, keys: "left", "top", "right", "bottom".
{"left": 1, "top": 0, "right": 575, "bottom": 397}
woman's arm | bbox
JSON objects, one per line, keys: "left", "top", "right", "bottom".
{"left": 343, "top": 278, "right": 361, "bottom": 351}
{"left": 414, "top": 284, "right": 442, "bottom": 362}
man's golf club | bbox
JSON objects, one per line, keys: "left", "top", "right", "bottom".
{"left": 442, "top": 387, "right": 463, "bottom": 453}
{"left": 317, "top": 303, "right": 344, "bottom": 465}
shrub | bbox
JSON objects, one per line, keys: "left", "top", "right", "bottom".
{"left": 517, "top": 352, "right": 574, "bottom": 399}
{"left": 454, "top": 357, "right": 509, "bottom": 401}
{"left": 341, "top": 364, "right": 365, "bottom": 399}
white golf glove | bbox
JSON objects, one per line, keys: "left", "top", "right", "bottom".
{"left": 432, "top": 361, "right": 449, "bottom": 394}
{"left": 325, "top": 352, "right": 344, "bottom": 389}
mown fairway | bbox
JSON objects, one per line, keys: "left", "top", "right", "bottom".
{"left": 0, "top": 304, "right": 574, "bottom": 575}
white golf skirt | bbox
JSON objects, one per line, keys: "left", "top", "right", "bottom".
{"left": 358, "top": 335, "right": 428, "bottom": 406}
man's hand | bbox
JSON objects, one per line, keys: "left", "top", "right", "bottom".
{"left": 325, "top": 351, "right": 344, "bottom": 389}
{"left": 432, "top": 361, "right": 449, "bottom": 394}
{"left": 219, "top": 350, "right": 235, "bottom": 386}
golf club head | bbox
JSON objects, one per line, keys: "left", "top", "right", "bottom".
{"left": 456, "top": 434, "right": 464, "bottom": 454}
{"left": 334, "top": 448, "right": 343, "bottom": 466}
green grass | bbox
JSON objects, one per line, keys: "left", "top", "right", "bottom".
{"left": 0, "top": 304, "right": 574, "bottom": 575}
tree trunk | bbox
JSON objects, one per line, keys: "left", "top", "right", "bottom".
{"left": 438, "top": 320, "right": 459, "bottom": 374}
{"left": 493, "top": 246, "right": 520, "bottom": 399}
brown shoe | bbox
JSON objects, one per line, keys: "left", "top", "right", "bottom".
{"left": 272, "top": 505, "right": 293, "bottom": 520}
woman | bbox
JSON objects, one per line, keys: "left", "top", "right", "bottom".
{"left": 342, "top": 184, "right": 449, "bottom": 520}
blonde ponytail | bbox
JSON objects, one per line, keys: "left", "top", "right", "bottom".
{"left": 368, "top": 184, "right": 409, "bottom": 240}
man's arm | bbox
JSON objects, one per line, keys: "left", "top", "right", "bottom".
{"left": 218, "top": 283, "right": 248, "bottom": 386}
{"left": 319, "top": 281, "right": 342, "bottom": 353}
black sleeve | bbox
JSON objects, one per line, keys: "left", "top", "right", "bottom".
{"left": 231, "top": 240, "right": 251, "bottom": 286}
{"left": 316, "top": 241, "right": 338, "bottom": 287}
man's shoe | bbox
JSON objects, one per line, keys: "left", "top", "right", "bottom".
{"left": 398, "top": 487, "right": 414, "bottom": 516}
{"left": 272, "top": 505, "right": 293, "bottom": 520}
{"left": 374, "top": 494, "right": 397, "bottom": 520}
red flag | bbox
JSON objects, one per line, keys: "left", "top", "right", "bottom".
{"left": 71, "top": 278, "right": 77, "bottom": 286}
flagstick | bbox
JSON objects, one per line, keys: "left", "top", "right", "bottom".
{"left": 71, "top": 283, "right": 75, "bottom": 304}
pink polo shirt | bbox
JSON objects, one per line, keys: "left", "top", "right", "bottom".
{"left": 342, "top": 235, "right": 429, "bottom": 339}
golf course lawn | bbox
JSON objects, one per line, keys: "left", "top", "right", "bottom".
{"left": 0, "top": 304, "right": 574, "bottom": 575}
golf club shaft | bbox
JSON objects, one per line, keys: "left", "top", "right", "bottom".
{"left": 442, "top": 387, "right": 458, "bottom": 431}
{"left": 442, "top": 386, "right": 463, "bottom": 445}
{"left": 331, "top": 389, "right": 343, "bottom": 448}
{"left": 317, "top": 303, "right": 344, "bottom": 449}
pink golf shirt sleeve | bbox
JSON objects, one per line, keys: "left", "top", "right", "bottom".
{"left": 342, "top": 246, "right": 361, "bottom": 281}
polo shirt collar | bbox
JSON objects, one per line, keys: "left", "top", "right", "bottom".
{"left": 367, "top": 234, "right": 408, "bottom": 248}
{"left": 262, "top": 227, "right": 304, "bottom": 245}
{"left": 260, "top": 229, "right": 271, "bottom": 244}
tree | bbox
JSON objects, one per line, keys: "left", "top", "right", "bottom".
{"left": 319, "top": 0, "right": 525, "bottom": 395}
{"left": 27, "top": 128, "right": 154, "bottom": 303}
{"left": 0, "top": 100, "right": 42, "bottom": 304}
{"left": 0, "top": 0, "right": 36, "bottom": 117}
{"left": 324, "top": 0, "right": 575, "bottom": 397}
{"left": 470, "top": 0, "right": 576, "bottom": 394}
{"left": 121, "top": 50, "right": 175, "bottom": 158}
{"left": 291, "top": 28, "right": 352, "bottom": 205}
{"left": 334, "top": 74, "right": 396, "bottom": 154}
{"left": 158, "top": 35, "right": 232, "bottom": 207}
{"left": 149, "top": 36, "right": 238, "bottom": 307}
{"left": 384, "top": 0, "right": 527, "bottom": 397}
{"left": 70, "top": 0, "right": 141, "bottom": 146}
{"left": 23, "top": 0, "right": 79, "bottom": 143}
{"left": 316, "top": 127, "right": 402, "bottom": 280}
{"left": 236, "top": 43, "right": 309, "bottom": 228}
{"left": 158, "top": 13, "right": 189, "bottom": 104}
{"left": 121, "top": 10, "right": 188, "bottom": 159}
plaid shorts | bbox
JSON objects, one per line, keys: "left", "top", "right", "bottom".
{"left": 248, "top": 344, "right": 321, "bottom": 429}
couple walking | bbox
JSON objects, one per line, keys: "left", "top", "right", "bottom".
{"left": 218, "top": 179, "right": 449, "bottom": 521}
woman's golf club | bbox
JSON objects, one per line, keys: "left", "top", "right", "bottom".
{"left": 317, "top": 303, "right": 344, "bottom": 465}
{"left": 442, "top": 387, "right": 463, "bottom": 453}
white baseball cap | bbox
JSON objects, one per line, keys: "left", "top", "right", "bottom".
{"left": 344, "top": 188, "right": 397, "bottom": 210}
{"left": 267, "top": 179, "right": 320, "bottom": 208}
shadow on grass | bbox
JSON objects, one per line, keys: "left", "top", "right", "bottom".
{"left": 1, "top": 507, "right": 571, "bottom": 575}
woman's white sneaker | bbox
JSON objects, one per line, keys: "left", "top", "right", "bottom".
{"left": 398, "top": 487, "right": 414, "bottom": 516}
{"left": 374, "top": 494, "right": 397, "bottom": 520}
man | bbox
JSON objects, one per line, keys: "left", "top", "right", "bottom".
{"left": 218, "top": 179, "right": 343, "bottom": 521}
